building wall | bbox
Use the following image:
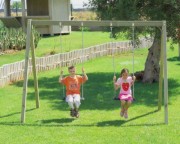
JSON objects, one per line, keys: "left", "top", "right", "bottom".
{"left": 25, "top": 0, "right": 71, "bottom": 35}
{"left": 27, "top": 0, "right": 49, "bottom": 16}
{"left": 49, "top": 0, "right": 71, "bottom": 34}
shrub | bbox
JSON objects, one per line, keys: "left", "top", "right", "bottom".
{"left": 0, "top": 27, "right": 41, "bottom": 52}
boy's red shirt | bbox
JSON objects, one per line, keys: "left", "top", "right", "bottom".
{"left": 61, "top": 75, "right": 86, "bottom": 95}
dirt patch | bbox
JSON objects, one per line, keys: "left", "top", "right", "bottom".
{"left": 0, "top": 50, "right": 19, "bottom": 55}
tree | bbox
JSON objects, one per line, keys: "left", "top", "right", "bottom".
{"left": 11, "top": 1, "right": 22, "bottom": 9}
{"left": 88, "top": 0, "right": 180, "bottom": 83}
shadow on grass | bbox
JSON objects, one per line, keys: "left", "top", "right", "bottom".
{"left": 0, "top": 121, "right": 93, "bottom": 127}
{"left": 167, "top": 56, "right": 180, "bottom": 62}
{"left": 0, "top": 108, "right": 36, "bottom": 119}
{"left": 97, "top": 120, "right": 164, "bottom": 127}
{"left": 96, "top": 110, "right": 163, "bottom": 127}
{"left": 167, "top": 79, "right": 180, "bottom": 105}
{"left": 13, "top": 72, "right": 179, "bottom": 111}
{"left": 39, "top": 118, "right": 75, "bottom": 124}
{"left": 0, "top": 110, "right": 165, "bottom": 127}
{"left": 167, "top": 56, "right": 180, "bottom": 65}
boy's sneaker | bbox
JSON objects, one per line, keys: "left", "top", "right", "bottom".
{"left": 74, "top": 109, "right": 80, "bottom": 118}
{"left": 70, "top": 109, "right": 75, "bottom": 117}
{"left": 124, "top": 111, "right": 128, "bottom": 119}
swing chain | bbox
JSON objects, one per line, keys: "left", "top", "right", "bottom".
{"left": 110, "top": 23, "right": 118, "bottom": 100}
{"left": 132, "top": 23, "right": 135, "bottom": 101}
{"left": 81, "top": 22, "right": 85, "bottom": 101}
{"left": 59, "top": 23, "right": 66, "bottom": 100}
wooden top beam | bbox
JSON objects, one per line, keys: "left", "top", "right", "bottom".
{"left": 31, "top": 20, "right": 165, "bottom": 27}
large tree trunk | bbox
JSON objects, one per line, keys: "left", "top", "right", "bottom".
{"left": 142, "top": 34, "right": 161, "bottom": 83}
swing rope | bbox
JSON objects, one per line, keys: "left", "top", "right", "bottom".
{"left": 132, "top": 23, "right": 135, "bottom": 101}
{"left": 111, "top": 25, "right": 116, "bottom": 76}
{"left": 81, "top": 22, "right": 85, "bottom": 100}
{"left": 112, "top": 23, "right": 136, "bottom": 101}
{"left": 59, "top": 22, "right": 65, "bottom": 100}
{"left": 59, "top": 22, "right": 63, "bottom": 54}
{"left": 110, "top": 23, "right": 118, "bottom": 100}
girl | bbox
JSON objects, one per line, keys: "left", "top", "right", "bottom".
{"left": 113, "top": 68, "right": 136, "bottom": 119}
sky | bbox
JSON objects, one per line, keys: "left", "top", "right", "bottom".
{"left": 71, "top": 0, "right": 89, "bottom": 8}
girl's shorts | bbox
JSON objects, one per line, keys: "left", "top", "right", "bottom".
{"left": 118, "top": 93, "right": 133, "bottom": 102}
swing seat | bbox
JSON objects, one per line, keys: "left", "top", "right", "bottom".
{"left": 113, "top": 97, "right": 136, "bottom": 101}
{"left": 133, "top": 97, "right": 136, "bottom": 101}
{"left": 113, "top": 97, "right": 120, "bottom": 100}
{"left": 62, "top": 97, "right": 85, "bottom": 101}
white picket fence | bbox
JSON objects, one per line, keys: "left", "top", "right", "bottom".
{"left": 0, "top": 38, "right": 152, "bottom": 87}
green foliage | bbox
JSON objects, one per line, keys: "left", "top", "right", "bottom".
{"left": 89, "top": 0, "right": 180, "bottom": 43}
{"left": 79, "top": 26, "right": 90, "bottom": 31}
{"left": 11, "top": 1, "right": 22, "bottom": 9}
{"left": 0, "top": 21, "right": 4, "bottom": 28}
{"left": 49, "top": 50, "right": 56, "bottom": 55}
{"left": 32, "top": 28, "right": 41, "bottom": 48}
{"left": 0, "top": 27, "right": 41, "bottom": 51}
{"left": 0, "top": 27, "right": 25, "bottom": 51}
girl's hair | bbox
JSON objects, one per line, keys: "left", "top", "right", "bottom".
{"left": 120, "top": 68, "right": 129, "bottom": 77}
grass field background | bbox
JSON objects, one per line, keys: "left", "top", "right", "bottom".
{"left": 0, "top": 35, "right": 179, "bottom": 143}
{"left": 0, "top": 31, "right": 125, "bottom": 66}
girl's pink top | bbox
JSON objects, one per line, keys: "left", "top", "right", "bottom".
{"left": 115, "top": 76, "right": 133, "bottom": 95}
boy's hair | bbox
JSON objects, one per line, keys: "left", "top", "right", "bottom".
{"left": 120, "top": 68, "right": 129, "bottom": 77}
{"left": 68, "top": 65, "right": 75, "bottom": 70}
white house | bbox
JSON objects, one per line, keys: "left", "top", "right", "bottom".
{"left": 0, "top": 0, "right": 71, "bottom": 35}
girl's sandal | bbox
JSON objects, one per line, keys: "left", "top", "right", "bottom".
{"left": 124, "top": 110, "right": 128, "bottom": 119}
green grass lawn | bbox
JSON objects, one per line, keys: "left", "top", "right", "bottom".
{"left": 0, "top": 31, "right": 125, "bottom": 66}
{"left": 0, "top": 43, "right": 179, "bottom": 144}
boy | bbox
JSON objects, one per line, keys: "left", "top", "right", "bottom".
{"left": 59, "top": 66, "right": 88, "bottom": 118}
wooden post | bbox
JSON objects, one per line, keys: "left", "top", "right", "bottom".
{"left": 158, "top": 30, "right": 163, "bottom": 110}
{"left": 178, "top": 42, "right": 180, "bottom": 58}
{"left": 162, "top": 21, "right": 168, "bottom": 124}
{"left": 21, "top": 19, "right": 32, "bottom": 123}
{"left": 31, "top": 27, "right": 40, "bottom": 108}
{"left": 21, "top": 0, "right": 26, "bottom": 32}
{"left": 4, "top": 0, "right": 11, "bottom": 16}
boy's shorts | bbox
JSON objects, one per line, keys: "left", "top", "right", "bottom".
{"left": 66, "top": 94, "right": 81, "bottom": 103}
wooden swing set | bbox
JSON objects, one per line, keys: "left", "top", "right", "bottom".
{"left": 21, "top": 20, "right": 168, "bottom": 125}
